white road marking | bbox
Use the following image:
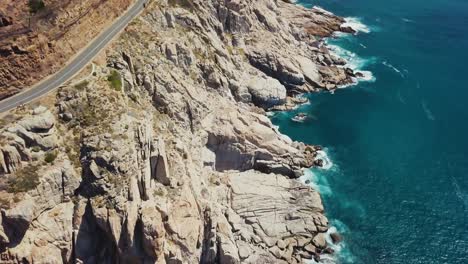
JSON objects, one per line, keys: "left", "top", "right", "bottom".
{"left": 0, "top": 0, "right": 145, "bottom": 113}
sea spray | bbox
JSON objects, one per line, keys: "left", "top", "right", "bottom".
{"left": 341, "top": 17, "right": 371, "bottom": 34}
{"left": 326, "top": 42, "right": 377, "bottom": 84}
{"left": 300, "top": 150, "right": 357, "bottom": 264}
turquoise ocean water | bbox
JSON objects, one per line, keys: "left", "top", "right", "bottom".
{"left": 271, "top": 0, "right": 468, "bottom": 263}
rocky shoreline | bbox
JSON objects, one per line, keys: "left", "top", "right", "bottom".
{"left": 0, "top": 0, "right": 356, "bottom": 263}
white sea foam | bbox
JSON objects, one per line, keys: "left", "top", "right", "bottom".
{"left": 382, "top": 61, "right": 406, "bottom": 78}
{"left": 312, "top": 6, "right": 335, "bottom": 17}
{"left": 342, "top": 17, "right": 371, "bottom": 34}
{"left": 304, "top": 220, "right": 356, "bottom": 264}
{"left": 300, "top": 151, "right": 358, "bottom": 264}
{"left": 328, "top": 44, "right": 372, "bottom": 70}
{"left": 402, "top": 18, "right": 414, "bottom": 23}
{"left": 357, "top": 71, "right": 376, "bottom": 82}
{"left": 421, "top": 100, "right": 435, "bottom": 121}
{"left": 301, "top": 169, "right": 333, "bottom": 196}
{"left": 315, "top": 150, "right": 334, "bottom": 170}
{"left": 300, "top": 150, "right": 335, "bottom": 195}
{"left": 327, "top": 43, "right": 376, "bottom": 84}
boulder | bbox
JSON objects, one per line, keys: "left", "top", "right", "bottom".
{"left": 304, "top": 243, "right": 316, "bottom": 254}
{"left": 19, "top": 110, "right": 55, "bottom": 132}
{"left": 247, "top": 76, "right": 286, "bottom": 108}
{"left": 0, "top": 145, "right": 22, "bottom": 173}
{"left": 314, "top": 159, "right": 324, "bottom": 167}
{"left": 277, "top": 239, "right": 287, "bottom": 250}
{"left": 330, "top": 232, "right": 342, "bottom": 244}
{"left": 2, "top": 199, "right": 36, "bottom": 242}
{"left": 340, "top": 25, "right": 356, "bottom": 34}
{"left": 312, "top": 233, "right": 327, "bottom": 249}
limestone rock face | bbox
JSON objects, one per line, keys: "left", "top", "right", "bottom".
{"left": 0, "top": 0, "right": 355, "bottom": 262}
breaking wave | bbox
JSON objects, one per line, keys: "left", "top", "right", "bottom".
{"left": 301, "top": 150, "right": 357, "bottom": 264}
{"left": 327, "top": 43, "right": 377, "bottom": 83}
{"left": 341, "top": 17, "right": 371, "bottom": 34}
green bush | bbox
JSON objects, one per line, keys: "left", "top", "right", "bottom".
{"left": 44, "top": 151, "right": 57, "bottom": 163}
{"left": 7, "top": 165, "right": 40, "bottom": 193}
{"left": 31, "top": 146, "right": 41, "bottom": 152}
{"left": 107, "top": 70, "right": 122, "bottom": 91}
{"left": 29, "top": 0, "right": 45, "bottom": 14}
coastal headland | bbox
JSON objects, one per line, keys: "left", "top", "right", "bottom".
{"left": 0, "top": 0, "right": 362, "bottom": 263}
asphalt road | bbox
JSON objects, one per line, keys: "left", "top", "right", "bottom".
{"left": 0, "top": 0, "right": 147, "bottom": 113}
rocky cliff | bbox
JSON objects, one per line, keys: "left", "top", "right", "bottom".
{"left": 0, "top": 0, "right": 356, "bottom": 263}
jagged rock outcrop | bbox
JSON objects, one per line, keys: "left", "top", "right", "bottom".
{"left": 0, "top": 0, "right": 355, "bottom": 263}
{"left": 247, "top": 49, "right": 306, "bottom": 87}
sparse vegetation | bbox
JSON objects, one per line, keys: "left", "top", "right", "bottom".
{"left": 153, "top": 188, "right": 165, "bottom": 197}
{"left": 7, "top": 165, "right": 40, "bottom": 193}
{"left": 28, "top": 0, "right": 45, "bottom": 14}
{"left": 238, "top": 48, "right": 246, "bottom": 57}
{"left": 44, "top": 151, "right": 57, "bottom": 163}
{"left": 64, "top": 131, "right": 81, "bottom": 171}
{"left": 107, "top": 70, "right": 122, "bottom": 91}
{"left": 168, "top": 0, "right": 196, "bottom": 10}
{"left": 74, "top": 80, "right": 89, "bottom": 90}
{"left": 226, "top": 46, "right": 234, "bottom": 55}
{"left": 31, "top": 146, "right": 41, "bottom": 152}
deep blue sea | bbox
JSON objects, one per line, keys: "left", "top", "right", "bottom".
{"left": 271, "top": 0, "right": 468, "bottom": 263}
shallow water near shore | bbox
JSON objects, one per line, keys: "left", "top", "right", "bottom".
{"left": 272, "top": 0, "right": 468, "bottom": 263}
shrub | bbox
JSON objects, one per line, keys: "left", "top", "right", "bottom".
{"left": 107, "top": 70, "right": 122, "bottom": 91}
{"left": 168, "top": 0, "right": 194, "bottom": 9}
{"left": 74, "top": 80, "right": 89, "bottom": 90}
{"left": 29, "top": 0, "right": 45, "bottom": 14}
{"left": 7, "top": 165, "right": 40, "bottom": 193}
{"left": 44, "top": 151, "right": 57, "bottom": 163}
{"left": 31, "top": 146, "right": 41, "bottom": 152}
{"left": 153, "top": 188, "right": 165, "bottom": 197}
